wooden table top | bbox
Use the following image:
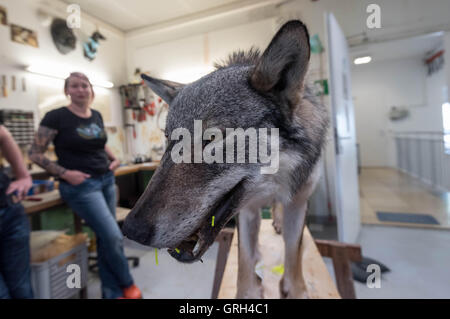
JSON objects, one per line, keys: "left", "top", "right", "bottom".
{"left": 23, "top": 162, "right": 159, "bottom": 214}
{"left": 22, "top": 189, "right": 64, "bottom": 214}
{"left": 114, "top": 162, "right": 159, "bottom": 176}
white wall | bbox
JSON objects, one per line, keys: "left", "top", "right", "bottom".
{"left": 125, "top": 17, "right": 278, "bottom": 158}
{"left": 351, "top": 55, "right": 446, "bottom": 167}
{"left": 128, "top": 18, "right": 276, "bottom": 81}
{"left": 0, "top": 0, "right": 127, "bottom": 127}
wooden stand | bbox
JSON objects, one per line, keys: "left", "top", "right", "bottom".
{"left": 314, "top": 239, "right": 362, "bottom": 299}
{"left": 217, "top": 220, "right": 341, "bottom": 299}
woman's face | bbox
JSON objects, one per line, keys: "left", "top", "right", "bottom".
{"left": 65, "top": 76, "right": 94, "bottom": 105}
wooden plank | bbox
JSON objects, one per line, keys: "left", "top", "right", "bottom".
{"left": 115, "top": 162, "right": 159, "bottom": 176}
{"left": 114, "top": 164, "right": 142, "bottom": 177}
{"left": 23, "top": 189, "right": 64, "bottom": 214}
{"left": 314, "top": 239, "right": 362, "bottom": 299}
{"left": 116, "top": 206, "right": 131, "bottom": 222}
{"left": 211, "top": 228, "right": 234, "bottom": 299}
{"left": 330, "top": 244, "right": 356, "bottom": 299}
{"left": 218, "top": 219, "right": 340, "bottom": 299}
{"left": 315, "top": 239, "right": 362, "bottom": 262}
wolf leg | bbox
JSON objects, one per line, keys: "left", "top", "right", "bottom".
{"left": 280, "top": 163, "right": 321, "bottom": 299}
{"left": 236, "top": 205, "right": 263, "bottom": 299}
{"left": 271, "top": 201, "right": 283, "bottom": 234}
{"left": 280, "top": 198, "right": 308, "bottom": 299}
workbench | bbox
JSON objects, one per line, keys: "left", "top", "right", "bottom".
{"left": 23, "top": 162, "right": 159, "bottom": 215}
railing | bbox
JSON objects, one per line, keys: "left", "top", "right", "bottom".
{"left": 394, "top": 131, "right": 450, "bottom": 192}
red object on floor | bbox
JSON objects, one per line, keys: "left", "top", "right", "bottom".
{"left": 122, "top": 284, "right": 142, "bottom": 299}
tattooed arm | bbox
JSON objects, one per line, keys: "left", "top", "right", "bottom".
{"left": 29, "top": 126, "right": 90, "bottom": 185}
{"left": 29, "top": 126, "right": 66, "bottom": 177}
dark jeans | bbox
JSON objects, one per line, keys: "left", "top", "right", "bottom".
{"left": 0, "top": 203, "right": 34, "bottom": 299}
{"left": 59, "top": 171, "right": 134, "bottom": 299}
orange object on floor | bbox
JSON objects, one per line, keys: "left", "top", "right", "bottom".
{"left": 122, "top": 284, "right": 142, "bottom": 299}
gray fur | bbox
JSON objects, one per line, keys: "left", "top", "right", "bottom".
{"left": 123, "top": 20, "right": 329, "bottom": 270}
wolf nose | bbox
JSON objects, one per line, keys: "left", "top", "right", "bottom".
{"left": 122, "top": 214, "right": 154, "bottom": 246}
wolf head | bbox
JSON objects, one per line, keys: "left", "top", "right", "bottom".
{"left": 122, "top": 20, "right": 328, "bottom": 263}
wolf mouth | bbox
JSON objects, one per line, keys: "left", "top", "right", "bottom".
{"left": 167, "top": 179, "right": 245, "bottom": 263}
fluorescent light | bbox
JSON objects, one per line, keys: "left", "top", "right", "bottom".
{"left": 26, "top": 65, "right": 114, "bottom": 88}
{"left": 90, "top": 79, "right": 114, "bottom": 89}
{"left": 354, "top": 56, "right": 372, "bottom": 65}
{"left": 162, "top": 66, "right": 216, "bottom": 84}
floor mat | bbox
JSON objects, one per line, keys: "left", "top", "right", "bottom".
{"left": 376, "top": 212, "right": 440, "bottom": 225}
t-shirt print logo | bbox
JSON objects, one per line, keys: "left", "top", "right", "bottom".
{"left": 76, "top": 123, "right": 106, "bottom": 139}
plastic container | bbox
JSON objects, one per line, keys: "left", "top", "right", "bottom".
{"left": 27, "top": 180, "right": 54, "bottom": 196}
{"left": 31, "top": 243, "right": 88, "bottom": 299}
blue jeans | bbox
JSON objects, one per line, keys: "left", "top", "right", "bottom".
{"left": 0, "top": 203, "right": 34, "bottom": 299}
{"left": 59, "top": 171, "right": 134, "bottom": 299}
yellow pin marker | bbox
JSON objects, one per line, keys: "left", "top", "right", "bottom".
{"left": 271, "top": 264, "right": 284, "bottom": 275}
{"left": 175, "top": 248, "right": 180, "bottom": 254}
{"left": 212, "top": 216, "right": 215, "bottom": 227}
{"left": 155, "top": 248, "right": 158, "bottom": 265}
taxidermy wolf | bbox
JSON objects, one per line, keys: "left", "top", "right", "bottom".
{"left": 122, "top": 20, "right": 329, "bottom": 298}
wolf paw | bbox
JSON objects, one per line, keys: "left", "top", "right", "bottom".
{"left": 272, "top": 220, "right": 282, "bottom": 234}
{"left": 236, "top": 279, "right": 264, "bottom": 299}
{"left": 279, "top": 277, "right": 308, "bottom": 299}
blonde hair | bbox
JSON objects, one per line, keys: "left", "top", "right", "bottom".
{"left": 64, "top": 72, "right": 95, "bottom": 98}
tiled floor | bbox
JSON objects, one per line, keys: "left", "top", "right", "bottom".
{"left": 86, "top": 238, "right": 219, "bottom": 299}
{"left": 324, "top": 224, "right": 450, "bottom": 298}
{"left": 359, "top": 168, "right": 450, "bottom": 229}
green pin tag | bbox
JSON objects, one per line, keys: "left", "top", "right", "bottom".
{"left": 212, "top": 216, "right": 215, "bottom": 227}
{"left": 155, "top": 248, "right": 158, "bottom": 265}
{"left": 175, "top": 248, "right": 180, "bottom": 254}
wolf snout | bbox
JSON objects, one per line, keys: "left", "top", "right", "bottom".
{"left": 122, "top": 214, "right": 155, "bottom": 246}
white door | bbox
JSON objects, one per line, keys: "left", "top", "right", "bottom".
{"left": 325, "top": 13, "right": 361, "bottom": 243}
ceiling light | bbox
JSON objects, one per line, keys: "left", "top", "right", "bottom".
{"left": 26, "top": 65, "right": 114, "bottom": 88}
{"left": 354, "top": 56, "right": 372, "bottom": 65}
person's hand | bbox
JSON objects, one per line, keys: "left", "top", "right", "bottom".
{"left": 61, "top": 170, "right": 90, "bottom": 186}
{"left": 108, "top": 159, "right": 121, "bottom": 171}
{"left": 6, "top": 176, "right": 32, "bottom": 201}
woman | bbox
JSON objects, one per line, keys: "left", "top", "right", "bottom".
{"left": 30, "top": 72, "right": 141, "bottom": 299}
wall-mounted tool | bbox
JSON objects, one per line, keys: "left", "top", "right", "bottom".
{"left": 2, "top": 75, "right": 7, "bottom": 97}
{"left": 83, "top": 30, "right": 106, "bottom": 61}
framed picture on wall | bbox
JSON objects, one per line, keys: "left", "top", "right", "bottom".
{"left": 10, "top": 24, "right": 39, "bottom": 48}
{"left": 0, "top": 5, "right": 7, "bottom": 25}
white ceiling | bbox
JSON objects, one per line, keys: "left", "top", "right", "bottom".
{"left": 351, "top": 31, "right": 444, "bottom": 63}
{"left": 61, "top": 0, "right": 265, "bottom": 32}
{"left": 60, "top": 0, "right": 449, "bottom": 62}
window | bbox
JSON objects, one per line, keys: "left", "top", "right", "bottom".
{"left": 442, "top": 102, "right": 450, "bottom": 153}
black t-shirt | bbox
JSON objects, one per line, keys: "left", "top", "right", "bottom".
{"left": 40, "top": 107, "right": 110, "bottom": 177}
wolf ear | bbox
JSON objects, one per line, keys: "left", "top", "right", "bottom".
{"left": 250, "top": 20, "right": 310, "bottom": 108}
{"left": 141, "top": 74, "right": 184, "bottom": 104}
